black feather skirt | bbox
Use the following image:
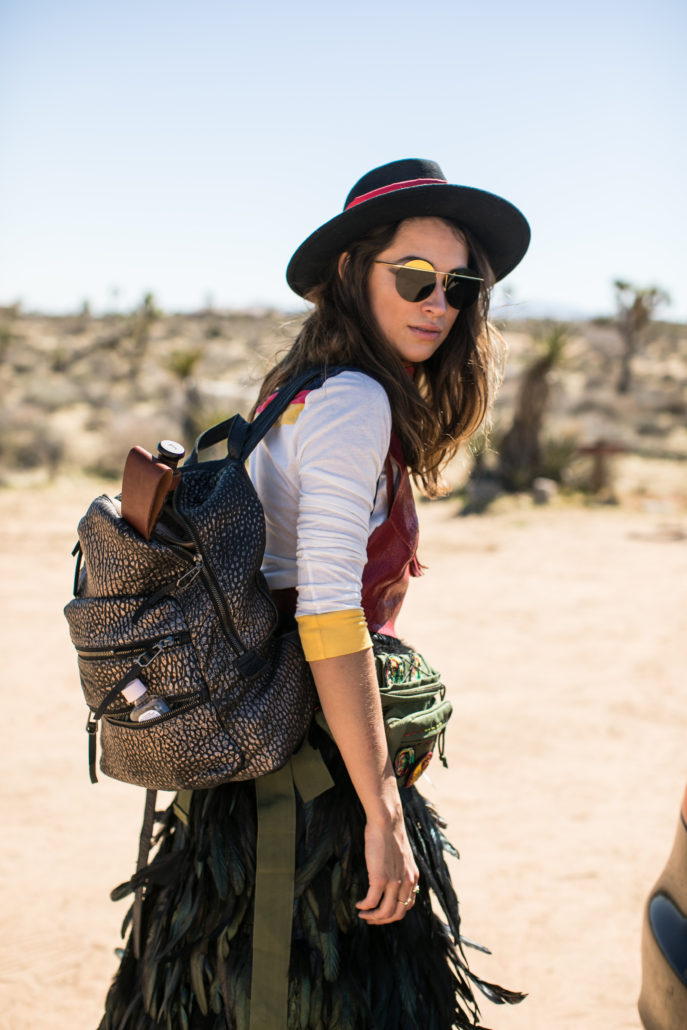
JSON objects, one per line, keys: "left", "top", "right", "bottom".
{"left": 98, "top": 723, "right": 523, "bottom": 1030}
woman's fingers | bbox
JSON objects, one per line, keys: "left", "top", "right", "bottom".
{"left": 355, "top": 874, "right": 392, "bottom": 913}
{"left": 358, "top": 878, "right": 419, "bottom": 923}
{"left": 358, "top": 878, "right": 403, "bottom": 921}
{"left": 357, "top": 812, "right": 419, "bottom": 922}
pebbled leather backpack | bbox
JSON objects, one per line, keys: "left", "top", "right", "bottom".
{"left": 64, "top": 367, "right": 346, "bottom": 791}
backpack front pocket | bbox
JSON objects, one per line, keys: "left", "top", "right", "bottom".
{"left": 67, "top": 595, "right": 246, "bottom": 788}
{"left": 99, "top": 698, "right": 243, "bottom": 790}
{"left": 67, "top": 596, "right": 200, "bottom": 712}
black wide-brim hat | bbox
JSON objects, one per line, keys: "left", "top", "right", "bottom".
{"left": 286, "top": 158, "right": 530, "bottom": 298}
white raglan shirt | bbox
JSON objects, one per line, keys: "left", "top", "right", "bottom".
{"left": 249, "top": 370, "right": 392, "bottom": 623}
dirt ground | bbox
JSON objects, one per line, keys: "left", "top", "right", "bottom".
{"left": 1, "top": 478, "right": 685, "bottom": 1029}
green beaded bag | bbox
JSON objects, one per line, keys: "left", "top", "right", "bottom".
{"left": 315, "top": 639, "right": 452, "bottom": 788}
{"left": 375, "top": 647, "right": 452, "bottom": 786}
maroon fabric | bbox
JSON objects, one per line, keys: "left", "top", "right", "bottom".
{"left": 271, "top": 432, "right": 420, "bottom": 639}
{"left": 361, "top": 433, "right": 420, "bottom": 636}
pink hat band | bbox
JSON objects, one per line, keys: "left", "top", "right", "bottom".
{"left": 345, "top": 177, "right": 447, "bottom": 211}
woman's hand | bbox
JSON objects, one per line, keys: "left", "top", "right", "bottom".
{"left": 308, "top": 647, "right": 419, "bottom": 924}
{"left": 356, "top": 802, "right": 419, "bottom": 924}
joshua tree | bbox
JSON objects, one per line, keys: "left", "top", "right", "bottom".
{"left": 497, "top": 323, "right": 568, "bottom": 491}
{"left": 614, "top": 280, "right": 669, "bottom": 394}
{"left": 168, "top": 347, "right": 204, "bottom": 443}
{"left": 130, "top": 291, "right": 162, "bottom": 375}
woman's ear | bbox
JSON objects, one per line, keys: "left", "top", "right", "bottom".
{"left": 337, "top": 252, "right": 350, "bottom": 279}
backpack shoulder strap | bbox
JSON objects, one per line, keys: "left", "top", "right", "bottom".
{"left": 188, "top": 365, "right": 373, "bottom": 465}
{"left": 239, "top": 364, "right": 360, "bottom": 460}
{"left": 184, "top": 373, "right": 315, "bottom": 465}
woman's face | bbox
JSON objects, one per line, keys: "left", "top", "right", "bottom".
{"left": 366, "top": 217, "right": 469, "bottom": 364}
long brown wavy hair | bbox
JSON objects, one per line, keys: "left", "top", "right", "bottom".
{"left": 255, "top": 218, "right": 504, "bottom": 497}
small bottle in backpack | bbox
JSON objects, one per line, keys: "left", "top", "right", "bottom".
{"left": 156, "top": 439, "right": 185, "bottom": 469}
{"left": 121, "top": 677, "right": 170, "bottom": 722}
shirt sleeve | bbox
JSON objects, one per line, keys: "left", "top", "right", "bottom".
{"left": 291, "top": 372, "right": 391, "bottom": 658}
{"left": 296, "top": 608, "right": 372, "bottom": 661}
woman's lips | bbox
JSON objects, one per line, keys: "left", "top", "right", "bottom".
{"left": 409, "top": 325, "right": 441, "bottom": 341}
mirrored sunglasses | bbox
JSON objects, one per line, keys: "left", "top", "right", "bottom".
{"left": 375, "top": 259, "right": 483, "bottom": 310}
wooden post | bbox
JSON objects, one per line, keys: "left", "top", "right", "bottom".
{"left": 577, "top": 439, "right": 626, "bottom": 495}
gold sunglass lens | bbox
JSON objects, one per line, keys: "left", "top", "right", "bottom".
{"left": 394, "top": 260, "right": 437, "bottom": 303}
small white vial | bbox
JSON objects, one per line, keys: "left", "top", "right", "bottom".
{"left": 121, "top": 677, "right": 170, "bottom": 722}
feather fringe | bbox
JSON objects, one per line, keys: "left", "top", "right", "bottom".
{"left": 98, "top": 726, "right": 524, "bottom": 1029}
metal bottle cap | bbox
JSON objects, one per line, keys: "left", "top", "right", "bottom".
{"left": 156, "top": 440, "right": 185, "bottom": 468}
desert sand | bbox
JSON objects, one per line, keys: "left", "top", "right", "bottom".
{"left": 1, "top": 478, "right": 685, "bottom": 1030}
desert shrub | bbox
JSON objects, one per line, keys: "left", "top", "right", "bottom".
{"left": 0, "top": 324, "right": 13, "bottom": 363}
{"left": 51, "top": 343, "right": 71, "bottom": 372}
{"left": 168, "top": 347, "right": 204, "bottom": 380}
{"left": 571, "top": 397, "right": 620, "bottom": 419}
{"left": 539, "top": 434, "right": 580, "bottom": 482}
{"left": 43, "top": 432, "right": 66, "bottom": 478}
{"left": 0, "top": 407, "right": 65, "bottom": 475}
{"left": 24, "top": 376, "right": 81, "bottom": 412}
{"left": 84, "top": 453, "right": 129, "bottom": 480}
{"left": 636, "top": 421, "right": 672, "bottom": 438}
{"left": 83, "top": 410, "right": 183, "bottom": 479}
{"left": 12, "top": 352, "right": 35, "bottom": 374}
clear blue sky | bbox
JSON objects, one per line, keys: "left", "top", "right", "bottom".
{"left": 1, "top": 0, "right": 685, "bottom": 321}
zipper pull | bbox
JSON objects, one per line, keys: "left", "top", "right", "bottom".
{"left": 86, "top": 711, "right": 99, "bottom": 783}
{"left": 438, "top": 728, "right": 448, "bottom": 768}
{"left": 135, "top": 636, "right": 175, "bottom": 669}
{"left": 133, "top": 555, "right": 200, "bottom": 618}
{"left": 72, "top": 541, "right": 84, "bottom": 597}
{"left": 177, "top": 554, "right": 203, "bottom": 590}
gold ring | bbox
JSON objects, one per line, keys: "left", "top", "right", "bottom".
{"left": 400, "top": 885, "right": 420, "bottom": 907}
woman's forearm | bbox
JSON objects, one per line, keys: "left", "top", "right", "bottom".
{"left": 309, "top": 647, "right": 418, "bottom": 922}
{"left": 308, "top": 648, "right": 401, "bottom": 824}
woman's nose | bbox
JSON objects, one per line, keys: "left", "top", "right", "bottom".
{"left": 422, "top": 278, "right": 448, "bottom": 313}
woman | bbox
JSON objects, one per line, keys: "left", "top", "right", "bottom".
{"left": 100, "top": 158, "right": 530, "bottom": 1029}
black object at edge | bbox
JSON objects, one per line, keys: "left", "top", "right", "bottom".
{"left": 648, "top": 892, "right": 687, "bottom": 987}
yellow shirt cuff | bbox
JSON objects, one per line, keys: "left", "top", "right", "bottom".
{"left": 296, "top": 608, "right": 372, "bottom": 661}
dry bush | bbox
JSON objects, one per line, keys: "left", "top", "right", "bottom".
{"left": 83, "top": 410, "right": 185, "bottom": 480}
{"left": 22, "top": 375, "right": 82, "bottom": 413}
{"left": 2, "top": 308, "right": 685, "bottom": 502}
{"left": 0, "top": 405, "right": 66, "bottom": 479}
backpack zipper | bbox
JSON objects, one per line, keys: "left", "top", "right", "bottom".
{"left": 77, "top": 630, "right": 191, "bottom": 660}
{"left": 104, "top": 690, "right": 205, "bottom": 728}
{"left": 171, "top": 503, "right": 273, "bottom": 679}
{"left": 84, "top": 632, "right": 209, "bottom": 783}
